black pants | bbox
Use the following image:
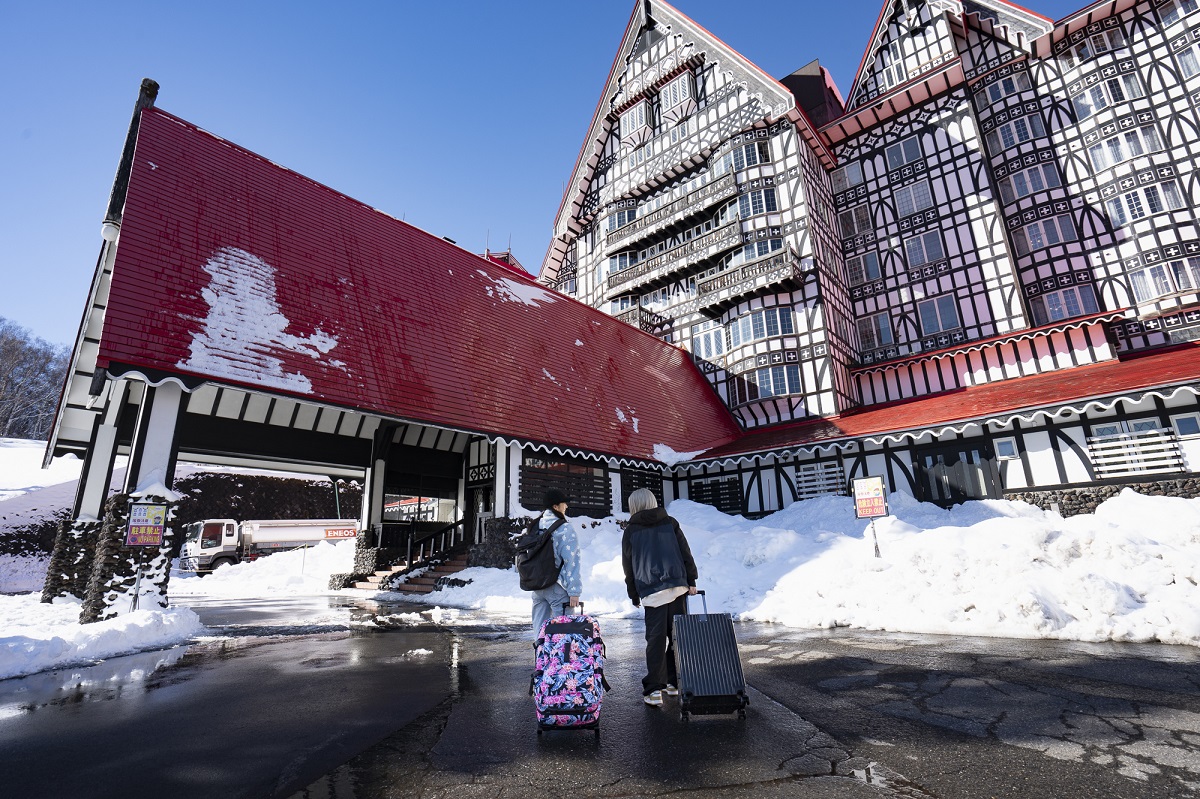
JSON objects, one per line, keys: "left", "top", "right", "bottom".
{"left": 642, "top": 593, "right": 688, "bottom": 695}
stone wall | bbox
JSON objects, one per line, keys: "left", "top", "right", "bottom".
{"left": 468, "top": 516, "right": 531, "bottom": 569}
{"left": 1004, "top": 477, "right": 1200, "bottom": 517}
{"left": 41, "top": 518, "right": 103, "bottom": 603}
{"left": 80, "top": 493, "right": 178, "bottom": 624}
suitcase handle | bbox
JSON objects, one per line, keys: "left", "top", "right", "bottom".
{"left": 685, "top": 589, "right": 708, "bottom": 617}
{"left": 560, "top": 601, "right": 584, "bottom": 615}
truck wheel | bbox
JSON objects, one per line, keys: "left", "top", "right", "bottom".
{"left": 210, "top": 557, "right": 235, "bottom": 572}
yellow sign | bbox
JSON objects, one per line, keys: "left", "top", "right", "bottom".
{"left": 853, "top": 476, "right": 888, "bottom": 519}
{"left": 126, "top": 503, "right": 167, "bottom": 546}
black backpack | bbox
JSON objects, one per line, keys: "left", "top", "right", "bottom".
{"left": 514, "top": 517, "right": 565, "bottom": 591}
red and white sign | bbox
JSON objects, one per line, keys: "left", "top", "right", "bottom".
{"left": 853, "top": 477, "right": 888, "bottom": 519}
{"left": 324, "top": 527, "right": 358, "bottom": 539}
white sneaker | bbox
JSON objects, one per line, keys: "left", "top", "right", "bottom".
{"left": 643, "top": 690, "right": 664, "bottom": 706}
{"left": 663, "top": 684, "right": 679, "bottom": 696}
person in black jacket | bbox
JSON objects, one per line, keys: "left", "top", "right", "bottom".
{"left": 621, "top": 488, "right": 698, "bottom": 707}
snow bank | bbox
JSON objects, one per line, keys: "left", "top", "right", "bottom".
{"left": 0, "top": 594, "right": 204, "bottom": 680}
{"left": 171, "top": 539, "right": 356, "bottom": 598}
{"left": 405, "top": 491, "right": 1200, "bottom": 647}
{"left": 0, "top": 438, "right": 83, "bottom": 502}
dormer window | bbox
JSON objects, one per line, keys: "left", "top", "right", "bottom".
{"left": 620, "top": 99, "right": 653, "bottom": 149}
{"left": 660, "top": 71, "right": 697, "bottom": 126}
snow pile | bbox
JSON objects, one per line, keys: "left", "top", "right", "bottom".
{"left": 171, "top": 539, "right": 356, "bottom": 598}
{"left": 405, "top": 492, "right": 1200, "bottom": 647}
{"left": 1, "top": 556, "right": 50, "bottom": 594}
{"left": 0, "top": 594, "right": 204, "bottom": 680}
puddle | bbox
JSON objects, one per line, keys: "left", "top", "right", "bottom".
{"left": 0, "top": 646, "right": 189, "bottom": 717}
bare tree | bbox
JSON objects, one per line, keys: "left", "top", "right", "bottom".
{"left": 0, "top": 317, "right": 69, "bottom": 441}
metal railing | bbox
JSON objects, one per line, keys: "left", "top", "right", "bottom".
{"left": 403, "top": 519, "right": 467, "bottom": 574}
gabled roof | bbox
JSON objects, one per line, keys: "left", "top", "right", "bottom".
{"left": 98, "top": 108, "right": 742, "bottom": 463}
{"left": 694, "top": 344, "right": 1200, "bottom": 463}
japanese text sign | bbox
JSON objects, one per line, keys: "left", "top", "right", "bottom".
{"left": 853, "top": 476, "right": 888, "bottom": 519}
{"left": 126, "top": 503, "right": 167, "bottom": 547}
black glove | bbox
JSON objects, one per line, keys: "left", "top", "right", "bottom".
{"left": 631, "top": 597, "right": 640, "bottom": 607}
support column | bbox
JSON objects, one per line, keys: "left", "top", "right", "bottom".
{"left": 80, "top": 382, "right": 182, "bottom": 624}
{"left": 42, "top": 380, "right": 129, "bottom": 603}
{"left": 354, "top": 423, "right": 395, "bottom": 575}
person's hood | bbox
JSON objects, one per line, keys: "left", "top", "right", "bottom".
{"left": 628, "top": 506, "right": 669, "bottom": 526}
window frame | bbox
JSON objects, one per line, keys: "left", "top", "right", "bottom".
{"left": 1087, "top": 125, "right": 1163, "bottom": 171}
{"left": 984, "top": 114, "right": 1046, "bottom": 153}
{"left": 999, "top": 163, "right": 1061, "bottom": 204}
{"left": 904, "top": 230, "right": 945, "bottom": 267}
{"left": 846, "top": 251, "right": 882, "bottom": 285}
{"left": 729, "top": 307, "right": 795, "bottom": 348}
{"left": 1012, "top": 213, "right": 1078, "bottom": 256}
{"left": 894, "top": 180, "right": 934, "bottom": 217}
{"left": 856, "top": 312, "right": 894, "bottom": 350}
{"left": 917, "top": 295, "right": 961, "bottom": 336}
{"left": 994, "top": 436, "right": 1020, "bottom": 460}
{"left": 1163, "top": 0, "right": 1200, "bottom": 25}
{"left": 1169, "top": 412, "right": 1200, "bottom": 437}
{"left": 1129, "top": 256, "right": 1200, "bottom": 304}
{"left": 1106, "top": 182, "right": 1186, "bottom": 230}
{"left": 885, "top": 136, "right": 922, "bottom": 170}
{"left": 1072, "top": 74, "right": 1144, "bottom": 120}
{"left": 1028, "top": 284, "right": 1100, "bottom": 326}
{"left": 832, "top": 161, "right": 864, "bottom": 193}
{"left": 838, "top": 203, "right": 873, "bottom": 238}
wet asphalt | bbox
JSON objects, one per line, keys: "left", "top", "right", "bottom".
{"left": 1, "top": 597, "right": 1198, "bottom": 798}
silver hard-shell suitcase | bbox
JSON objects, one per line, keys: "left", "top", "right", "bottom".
{"left": 671, "top": 590, "right": 749, "bottom": 720}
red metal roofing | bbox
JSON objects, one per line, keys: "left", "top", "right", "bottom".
{"left": 99, "top": 108, "right": 741, "bottom": 462}
{"left": 697, "top": 344, "right": 1200, "bottom": 460}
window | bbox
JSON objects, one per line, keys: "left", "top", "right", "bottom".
{"left": 1071, "top": 74, "right": 1144, "bottom": 120}
{"left": 857, "top": 312, "right": 893, "bottom": 350}
{"left": 879, "top": 40, "right": 904, "bottom": 90}
{"left": 738, "top": 188, "right": 779, "bottom": 218}
{"left": 904, "top": 230, "right": 945, "bottom": 266}
{"left": 1062, "top": 28, "right": 1127, "bottom": 69}
{"left": 713, "top": 141, "right": 771, "bottom": 176}
{"left": 994, "top": 437, "right": 1019, "bottom": 460}
{"left": 661, "top": 72, "right": 694, "bottom": 111}
{"left": 984, "top": 114, "right": 1046, "bottom": 153}
{"left": 607, "top": 251, "right": 637, "bottom": 274}
{"left": 725, "top": 238, "right": 784, "bottom": 268}
{"left": 998, "top": 163, "right": 1061, "bottom": 204}
{"left": 690, "top": 320, "right": 727, "bottom": 361}
{"left": 918, "top": 295, "right": 961, "bottom": 335}
{"left": 1170, "top": 412, "right": 1200, "bottom": 437}
{"left": 1088, "top": 125, "right": 1163, "bottom": 171}
{"left": 621, "top": 100, "right": 649, "bottom": 136}
{"left": 607, "top": 206, "right": 637, "bottom": 231}
{"left": 894, "top": 180, "right": 934, "bottom": 216}
{"left": 1012, "top": 213, "right": 1078, "bottom": 256}
{"left": 846, "top": 251, "right": 882, "bottom": 285}
{"left": 1163, "top": 0, "right": 1200, "bottom": 24}
{"left": 1130, "top": 256, "right": 1200, "bottom": 303}
{"left": 974, "top": 71, "right": 1033, "bottom": 110}
{"left": 832, "top": 161, "right": 864, "bottom": 193}
{"left": 838, "top": 203, "right": 872, "bottom": 238}
{"left": 731, "top": 364, "right": 803, "bottom": 404}
{"left": 1106, "top": 183, "right": 1185, "bottom": 228}
{"left": 729, "top": 307, "right": 795, "bottom": 347}
{"left": 886, "top": 136, "right": 922, "bottom": 170}
{"left": 1029, "top": 285, "right": 1099, "bottom": 325}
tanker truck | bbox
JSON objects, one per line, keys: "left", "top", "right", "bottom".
{"left": 179, "top": 518, "right": 359, "bottom": 573}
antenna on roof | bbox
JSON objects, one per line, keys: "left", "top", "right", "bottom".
{"left": 485, "top": 229, "right": 490, "bottom": 254}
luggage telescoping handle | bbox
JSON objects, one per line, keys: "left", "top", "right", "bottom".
{"left": 561, "top": 601, "right": 584, "bottom": 615}
{"left": 685, "top": 589, "right": 708, "bottom": 617}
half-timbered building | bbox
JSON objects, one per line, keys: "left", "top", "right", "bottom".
{"left": 539, "top": 0, "right": 1200, "bottom": 515}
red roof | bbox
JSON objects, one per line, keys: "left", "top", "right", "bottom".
{"left": 99, "top": 108, "right": 741, "bottom": 462}
{"left": 698, "top": 344, "right": 1200, "bottom": 461}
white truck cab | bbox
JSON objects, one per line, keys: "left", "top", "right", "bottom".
{"left": 179, "top": 518, "right": 358, "bottom": 573}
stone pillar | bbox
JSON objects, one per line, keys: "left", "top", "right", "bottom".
{"left": 41, "top": 380, "right": 129, "bottom": 603}
{"left": 79, "top": 491, "right": 178, "bottom": 624}
{"left": 79, "top": 381, "right": 182, "bottom": 623}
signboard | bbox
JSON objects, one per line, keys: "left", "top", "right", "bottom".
{"left": 852, "top": 477, "right": 888, "bottom": 519}
{"left": 324, "top": 526, "right": 358, "bottom": 539}
{"left": 126, "top": 503, "right": 167, "bottom": 547}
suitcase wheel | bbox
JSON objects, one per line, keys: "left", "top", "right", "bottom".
{"left": 738, "top": 709, "right": 747, "bottom": 720}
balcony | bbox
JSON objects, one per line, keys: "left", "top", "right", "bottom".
{"left": 615, "top": 305, "right": 671, "bottom": 333}
{"left": 604, "top": 173, "right": 738, "bottom": 251}
{"left": 606, "top": 221, "right": 742, "bottom": 296}
{"left": 687, "top": 249, "right": 811, "bottom": 315}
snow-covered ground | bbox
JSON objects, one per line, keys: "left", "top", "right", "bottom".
{"left": 2, "top": 431, "right": 1199, "bottom": 680}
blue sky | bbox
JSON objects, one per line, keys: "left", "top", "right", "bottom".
{"left": 1, "top": 0, "right": 1083, "bottom": 346}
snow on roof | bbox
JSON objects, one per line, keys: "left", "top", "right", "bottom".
{"left": 98, "top": 108, "right": 741, "bottom": 463}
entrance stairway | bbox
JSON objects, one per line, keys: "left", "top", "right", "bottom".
{"left": 353, "top": 553, "right": 469, "bottom": 595}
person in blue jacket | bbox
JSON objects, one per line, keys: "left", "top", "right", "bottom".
{"left": 530, "top": 487, "right": 583, "bottom": 635}
{"left": 621, "top": 488, "right": 698, "bottom": 706}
